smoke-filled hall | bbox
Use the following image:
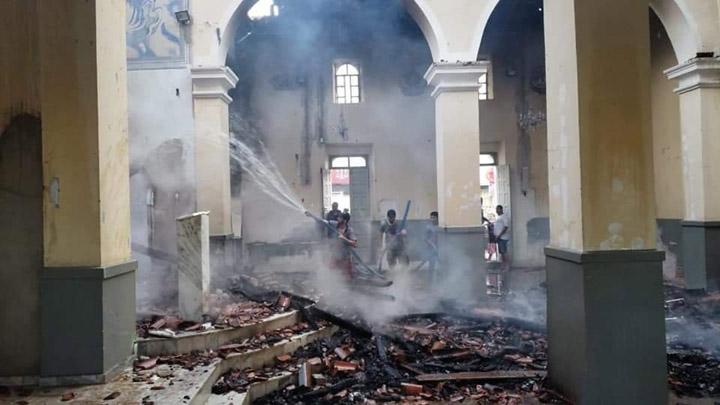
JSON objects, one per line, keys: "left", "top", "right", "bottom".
{"left": 2, "top": 0, "right": 720, "bottom": 404}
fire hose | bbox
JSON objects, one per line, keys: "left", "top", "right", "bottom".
{"left": 305, "top": 211, "right": 393, "bottom": 287}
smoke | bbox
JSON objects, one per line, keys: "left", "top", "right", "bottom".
{"left": 216, "top": 0, "right": 551, "bottom": 329}
{"left": 229, "top": 137, "right": 305, "bottom": 213}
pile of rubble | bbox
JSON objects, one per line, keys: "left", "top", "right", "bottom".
{"left": 667, "top": 345, "right": 720, "bottom": 397}
{"left": 384, "top": 315, "right": 547, "bottom": 375}
{"left": 664, "top": 285, "right": 720, "bottom": 398}
{"left": 134, "top": 319, "right": 323, "bottom": 375}
{"left": 213, "top": 315, "right": 568, "bottom": 404}
{"left": 137, "top": 292, "right": 294, "bottom": 339}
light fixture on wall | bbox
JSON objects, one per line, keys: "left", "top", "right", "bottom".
{"left": 175, "top": 10, "right": 192, "bottom": 25}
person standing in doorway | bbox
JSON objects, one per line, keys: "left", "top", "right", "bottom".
{"left": 325, "top": 202, "right": 342, "bottom": 238}
{"left": 380, "top": 209, "right": 409, "bottom": 269}
{"left": 494, "top": 205, "right": 511, "bottom": 270}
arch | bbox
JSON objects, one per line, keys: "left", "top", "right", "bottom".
{"left": 218, "top": 0, "right": 258, "bottom": 66}
{"left": 213, "top": 0, "right": 446, "bottom": 65}
{"left": 650, "top": 0, "right": 700, "bottom": 62}
{"left": 401, "top": 0, "right": 446, "bottom": 61}
{"left": 471, "top": 0, "right": 501, "bottom": 60}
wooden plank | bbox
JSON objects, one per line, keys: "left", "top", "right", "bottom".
{"left": 399, "top": 363, "right": 424, "bottom": 375}
{"left": 416, "top": 370, "right": 547, "bottom": 382}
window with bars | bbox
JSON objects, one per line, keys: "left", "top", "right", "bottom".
{"left": 334, "top": 63, "right": 361, "bottom": 104}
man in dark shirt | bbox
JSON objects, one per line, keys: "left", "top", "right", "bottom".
{"left": 380, "top": 209, "right": 409, "bottom": 268}
{"left": 325, "top": 202, "right": 342, "bottom": 238}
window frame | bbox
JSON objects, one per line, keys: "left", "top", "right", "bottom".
{"left": 333, "top": 61, "right": 362, "bottom": 105}
{"left": 479, "top": 153, "right": 498, "bottom": 167}
{"left": 477, "top": 61, "right": 494, "bottom": 101}
{"left": 330, "top": 155, "right": 368, "bottom": 169}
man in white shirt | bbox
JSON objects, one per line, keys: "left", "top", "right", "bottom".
{"left": 494, "top": 205, "right": 511, "bottom": 270}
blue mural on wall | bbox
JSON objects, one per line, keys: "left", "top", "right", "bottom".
{"left": 126, "top": 0, "right": 187, "bottom": 68}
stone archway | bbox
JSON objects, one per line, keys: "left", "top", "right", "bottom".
{"left": 192, "top": 0, "right": 449, "bottom": 67}
{"left": 650, "top": 0, "right": 700, "bottom": 62}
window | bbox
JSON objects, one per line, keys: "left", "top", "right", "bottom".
{"left": 479, "top": 153, "right": 496, "bottom": 166}
{"left": 478, "top": 73, "right": 489, "bottom": 100}
{"left": 331, "top": 156, "right": 367, "bottom": 168}
{"left": 334, "top": 63, "right": 361, "bottom": 104}
{"left": 248, "top": 0, "right": 279, "bottom": 20}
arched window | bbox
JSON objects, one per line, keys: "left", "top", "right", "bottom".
{"left": 479, "top": 153, "right": 496, "bottom": 166}
{"left": 248, "top": 0, "right": 279, "bottom": 20}
{"left": 334, "top": 63, "right": 361, "bottom": 104}
{"left": 331, "top": 156, "right": 366, "bottom": 168}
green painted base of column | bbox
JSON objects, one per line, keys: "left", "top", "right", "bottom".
{"left": 682, "top": 221, "right": 720, "bottom": 291}
{"left": 438, "top": 227, "right": 487, "bottom": 299}
{"left": 39, "top": 262, "right": 136, "bottom": 385}
{"left": 545, "top": 248, "right": 666, "bottom": 404}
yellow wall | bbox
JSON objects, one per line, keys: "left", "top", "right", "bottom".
{"left": 545, "top": 0, "right": 656, "bottom": 251}
{"left": 650, "top": 14, "right": 683, "bottom": 220}
{"left": 39, "top": 0, "right": 131, "bottom": 267}
{"left": 577, "top": 0, "right": 656, "bottom": 250}
{"left": 97, "top": 0, "right": 132, "bottom": 265}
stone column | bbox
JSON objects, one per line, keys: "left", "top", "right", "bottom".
{"left": 37, "top": 0, "right": 136, "bottom": 384}
{"left": 191, "top": 66, "right": 239, "bottom": 236}
{"left": 424, "top": 62, "right": 488, "bottom": 296}
{"left": 665, "top": 57, "right": 720, "bottom": 291}
{"left": 544, "top": 1, "right": 666, "bottom": 403}
{"left": 177, "top": 212, "right": 210, "bottom": 321}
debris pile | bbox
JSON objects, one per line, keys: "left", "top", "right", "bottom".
{"left": 133, "top": 320, "right": 324, "bottom": 379}
{"left": 668, "top": 346, "right": 720, "bottom": 397}
{"left": 384, "top": 315, "right": 548, "bottom": 375}
{"left": 214, "top": 315, "right": 568, "bottom": 404}
{"left": 137, "top": 292, "right": 294, "bottom": 338}
{"left": 664, "top": 285, "right": 720, "bottom": 398}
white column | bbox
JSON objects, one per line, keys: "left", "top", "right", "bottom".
{"left": 424, "top": 62, "right": 489, "bottom": 228}
{"left": 191, "top": 66, "right": 239, "bottom": 236}
{"left": 665, "top": 58, "right": 720, "bottom": 222}
{"left": 665, "top": 57, "right": 720, "bottom": 290}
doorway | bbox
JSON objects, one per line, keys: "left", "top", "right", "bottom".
{"left": 323, "top": 155, "right": 371, "bottom": 260}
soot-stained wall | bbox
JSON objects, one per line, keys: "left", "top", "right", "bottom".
{"left": 0, "top": 1, "right": 42, "bottom": 377}
{"left": 229, "top": 0, "right": 436, "bottom": 244}
{"left": 128, "top": 69, "right": 196, "bottom": 310}
{"left": 126, "top": 0, "right": 197, "bottom": 310}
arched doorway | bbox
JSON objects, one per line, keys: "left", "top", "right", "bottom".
{"left": 478, "top": 0, "right": 548, "bottom": 270}
{"left": 225, "top": 0, "right": 436, "bottom": 270}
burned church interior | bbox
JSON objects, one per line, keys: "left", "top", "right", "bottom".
{"left": 2, "top": 0, "right": 720, "bottom": 404}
